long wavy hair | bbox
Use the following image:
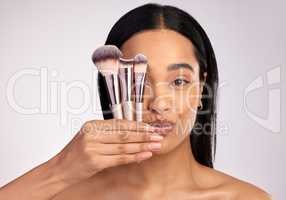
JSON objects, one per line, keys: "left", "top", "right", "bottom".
{"left": 97, "top": 3, "right": 219, "bottom": 168}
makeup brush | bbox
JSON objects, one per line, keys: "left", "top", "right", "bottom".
{"left": 134, "top": 54, "right": 148, "bottom": 122}
{"left": 119, "top": 58, "right": 134, "bottom": 120}
{"left": 92, "top": 45, "right": 123, "bottom": 119}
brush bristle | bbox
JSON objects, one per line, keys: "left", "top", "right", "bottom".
{"left": 91, "top": 45, "right": 122, "bottom": 75}
{"left": 134, "top": 54, "right": 147, "bottom": 64}
{"left": 98, "top": 60, "right": 120, "bottom": 75}
{"left": 134, "top": 54, "right": 147, "bottom": 73}
{"left": 119, "top": 58, "right": 134, "bottom": 68}
{"left": 92, "top": 45, "right": 122, "bottom": 63}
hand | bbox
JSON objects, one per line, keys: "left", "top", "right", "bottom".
{"left": 53, "top": 119, "right": 163, "bottom": 185}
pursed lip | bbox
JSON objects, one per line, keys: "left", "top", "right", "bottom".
{"left": 148, "top": 120, "right": 175, "bottom": 136}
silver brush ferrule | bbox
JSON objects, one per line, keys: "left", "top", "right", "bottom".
{"left": 119, "top": 66, "right": 134, "bottom": 120}
{"left": 103, "top": 74, "right": 121, "bottom": 105}
{"left": 119, "top": 67, "right": 133, "bottom": 102}
{"left": 134, "top": 72, "right": 146, "bottom": 121}
{"left": 102, "top": 73, "right": 122, "bottom": 119}
{"left": 135, "top": 72, "right": 146, "bottom": 103}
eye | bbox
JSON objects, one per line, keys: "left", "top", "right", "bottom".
{"left": 171, "top": 77, "right": 190, "bottom": 87}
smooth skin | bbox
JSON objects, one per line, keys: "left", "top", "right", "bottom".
{"left": 0, "top": 29, "right": 272, "bottom": 200}
{"left": 51, "top": 30, "right": 272, "bottom": 199}
{"left": 0, "top": 119, "right": 164, "bottom": 199}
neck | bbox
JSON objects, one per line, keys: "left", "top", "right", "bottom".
{"left": 99, "top": 137, "right": 202, "bottom": 191}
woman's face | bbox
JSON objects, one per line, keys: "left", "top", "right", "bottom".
{"left": 121, "top": 29, "right": 205, "bottom": 154}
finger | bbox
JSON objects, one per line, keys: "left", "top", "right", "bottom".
{"left": 102, "top": 151, "right": 153, "bottom": 168}
{"left": 90, "top": 119, "right": 157, "bottom": 133}
{"left": 94, "top": 142, "right": 162, "bottom": 155}
{"left": 95, "top": 130, "right": 164, "bottom": 144}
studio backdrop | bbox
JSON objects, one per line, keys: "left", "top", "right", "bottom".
{"left": 0, "top": 0, "right": 285, "bottom": 199}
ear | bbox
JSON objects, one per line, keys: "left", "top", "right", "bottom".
{"left": 199, "top": 72, "right": 207, "bottom": 100}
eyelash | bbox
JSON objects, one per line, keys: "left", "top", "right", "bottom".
{"left": 171, "top": 77, "right": 190, "bottom": 88}
{"left": 144, "top": 77, "right": 191, "bottom": 88}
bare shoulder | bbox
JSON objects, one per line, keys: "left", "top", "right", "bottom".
{"left": 203, "top": 166, "right": 272, "bottom": 200}
{"left": 227, "top": 178, "right": 272, "bottom": 200}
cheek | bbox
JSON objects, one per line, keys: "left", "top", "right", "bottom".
{"left": 174, "top": 84, "right": 200, "bottom": 114}
{"left": 174, "top": 85, "right": 200, "bottom": 134}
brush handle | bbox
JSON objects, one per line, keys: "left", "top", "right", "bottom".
{"left": 111, "top": 104, "right": 123, "bottom": 119}
{"left": 135, "top": 102, "right": 143, "bottom": 122}
{"left": 123, "top": 101, "right": 134, "bottom": 121}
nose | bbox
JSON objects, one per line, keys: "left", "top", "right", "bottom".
{"left": 148, "top": 93, "right": 172, "bottom": 116}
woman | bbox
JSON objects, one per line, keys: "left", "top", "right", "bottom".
{"left": 0, "top": 3, "right": 271, "bottom": 200}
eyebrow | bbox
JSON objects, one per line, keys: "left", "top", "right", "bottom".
{"left": 146, "top": 63, "right": 194, "bottom": 73}
{"left": 167, "top": 63, "right": 194, "bottom": 72}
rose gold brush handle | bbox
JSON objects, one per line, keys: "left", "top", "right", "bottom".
{"left": 136, "top": 102, "right": 143, "bottom": 122}
{"left": 123, "top": 101, "right": 134, "bottom": 120}
{"left": 111, "top": 104, "right": 123, "bottom": 119}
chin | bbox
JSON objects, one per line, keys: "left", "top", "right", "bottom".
{"left": 153, "top": 130, "right": 188, "bottom": 155}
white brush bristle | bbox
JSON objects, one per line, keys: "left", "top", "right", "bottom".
{"left": 134, "top": 53, "right": 148, "bottom": 73}
{"left": 91, "top": 45, "right": 122, "bottom": 75}
{"left": 134, "top": 63, "right": 147, "bottom": 73}
{"left": 98, "top": 60, "right": 120, "bottom": 75}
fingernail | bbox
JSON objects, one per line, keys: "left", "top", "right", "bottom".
{"left": 146, "top": 126, "right": 156, "bottom": 132}
{"left": 149, "top": 143, "right": 162, "bottom": 151}
{"left": 150, "top": 135, "right": 164, "bottom": 141}
{"left": 137, "top": 152, "right": 152, "bottom": 163}
{"left": 154, "top": 127, "right": 172, "bottom": 132}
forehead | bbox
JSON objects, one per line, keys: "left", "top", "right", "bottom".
{"left": 121, "top": 29, "right": 199, "bottom": 73}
